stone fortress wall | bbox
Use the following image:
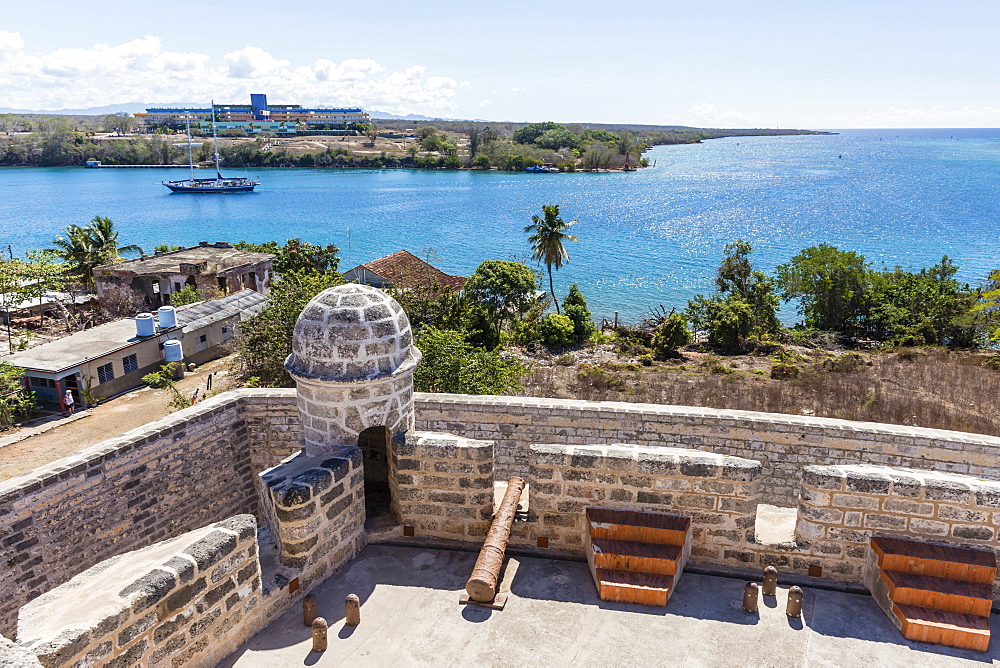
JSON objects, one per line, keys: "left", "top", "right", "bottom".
{"left": 413, "top": 394, "right": 1000, "bottom": 508}
{"left": 4, "top": 283, "right": 1000, "bottom": 664}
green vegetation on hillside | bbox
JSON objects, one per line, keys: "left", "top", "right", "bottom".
{"left": 0, "top": 111, "right": 828, "bottom": 170}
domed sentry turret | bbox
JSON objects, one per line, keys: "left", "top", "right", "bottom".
{"left": 285, "top": 284, "right": 421, "bottom": 456}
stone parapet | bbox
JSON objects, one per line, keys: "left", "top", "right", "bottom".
{"left": 390, "top": 432, "right": 494, "bottom": 541}
{"left": 413, "top": 394, "right": 1000, "bottom": 508}
{"left": 15, "top": 515, "right": 261, "bottom": 668}
{"left": 517, "top": 443, "right": 762, "bottom": 561}
{"left": 0, "top": 392, "right": 257, "bottom": 639}
{"left": 795, "top": 464, "right": 1000, "bottom": 591}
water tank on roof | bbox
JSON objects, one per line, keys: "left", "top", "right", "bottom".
{"left": 135, "top": 313, "right": 155, "bottom": 337}
{"left": 163, "top": 339, "right": 183, "bottom": 363}
{"left": 157, "top": 306, "right": 177, "bottom": 329}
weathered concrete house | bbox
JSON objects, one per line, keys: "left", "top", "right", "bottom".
{"left": 93, "top": 242, "right": 273, "bottom": 308}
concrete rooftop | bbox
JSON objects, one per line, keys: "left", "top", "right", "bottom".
{"left": 5, "top": 318, "right": 164, "bottom": 373}
{"left": 222, "top": 544, "right": 1000, "bottom": 667}
{"left": 97, "top": 244, "right": 272, "bottom": 277}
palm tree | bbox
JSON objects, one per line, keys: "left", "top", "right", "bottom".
{"left": 86, "top": 216, "right": 143, "bottom": 262}
{"left": 524, "top": 205, "right": 579, "bottom": 313}
{"left": 51, "top": 216, "right": 142, "bottom": 286}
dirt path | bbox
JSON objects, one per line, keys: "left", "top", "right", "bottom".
{"left": 0, "top": 356, "right": 237, "bottom": 483}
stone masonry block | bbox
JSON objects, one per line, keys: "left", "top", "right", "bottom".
{"left": 844, "top": 472, "right": 891, "bottom": 495}
{"left": 801, "top": 467, "right": 846, "bottom": 491}
{"left": 529, "top": 444, "right": 569, "bottom": 466}
{"left": 118, "top": 568, "right": 179, "bottom": 613}
{"left": 881, "top": 498, "right": 935, "bottom": 517}
{"left": 924, "top": 480, "right": 974, "bottom": 504}
{"left": 909, "top": 518, "right": 949, "bottom": 537}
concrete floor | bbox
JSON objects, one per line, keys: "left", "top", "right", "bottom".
{"left": 222, "top": 545, "right": 1000, "bottom": 667}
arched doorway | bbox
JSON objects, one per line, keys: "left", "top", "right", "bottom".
{"left": 357, "top": 425, "right": 392, "bottom": 524}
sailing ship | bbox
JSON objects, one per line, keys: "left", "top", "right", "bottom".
{"left": 163, "top": 102, "right": 259, "bottom": 193}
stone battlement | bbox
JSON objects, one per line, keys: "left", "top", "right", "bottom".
{"left": 4, "top": 384, "right": 1000, "bottom": 663}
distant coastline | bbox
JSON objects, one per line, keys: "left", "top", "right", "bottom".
{"left": 0, "top": 111, "right": 829, "bottom": 170}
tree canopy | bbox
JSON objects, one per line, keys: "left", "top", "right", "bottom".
{"left": 462, "top": 260, "right": 539, "bottom": 342}
{"left": 235, "top": 238, "right": 340, "bottom": 275}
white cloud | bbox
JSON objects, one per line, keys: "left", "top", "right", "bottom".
{"left": 0, "top": 30, "right": 25, "bottom": 53}
{"left": 858, "top": 105, "right": 1000, "bottom": 124}
{"left": 224, "top": 46, "right": 290, "bottom": 78}
{"left": 0, "top": 35, "right": 465, "bottom": 116}
{"left": 479, "top": 99, "right": 493, "bottom": 107}
{"left": 687, "top": 102, "right": 755, "bottom": 123}
{"left": 511, "top": 87, "right": 523, "bottom": 92}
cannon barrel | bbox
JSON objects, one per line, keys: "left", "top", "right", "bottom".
{"left": 466, "top": 476, "right": 525, "bottom": 602}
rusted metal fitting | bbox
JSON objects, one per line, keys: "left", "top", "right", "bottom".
{"left": 345, "top": 593, "right": 361, "bottom": 626}
{"left": 303, "top": 593, "right": 318, "bottom": 626}
{"left": 786, "top": 586, "right": 804, "bottom": 617}
{"left": 762, "top": 566, "right": 778, "bottom": 596}
{"left": 742, "top": 581, "right": 759, "bottom": 613}
{"left": 312, "top": 617, "right": 328, "bottom": 652}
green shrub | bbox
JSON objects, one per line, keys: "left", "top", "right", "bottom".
{"left": 770, "top": 363, "right": 800, "bottom": 380}
{"left": 472, "top": 155, "right": 491, "bottom": 169}
{"left": 576, "top": 364, "right": 627, "bottom": 391}
{"left": 540, "top": 313, "right": 575, "bottom": 348}
{"left": 562, "top": 285, "right": 596, "bottom": 344}
{"left": 985, "top": 354, "right": 1000, "bottom": 371}
{"left": 895, "top": 347, "right": 926, "bottom": 362}
{"left": 702, "top": 358, "right": 735, "bottom": 375}
{"left": 772, "top": 348, "right": 807, "bottom": 364}
{"left": 414, "top": 327, "right": 527, "bottom": 394}
{"left": 639, "top": 354, "right": 654, "bottom": 366}
{"left": 652, "top": 313, "right": 691, "bottom": 357}
{"left": 822, "top": 352, "right": 866, "bottom": 373}
{"left": 555, "top": 353, "right": 576, "bottom": 366}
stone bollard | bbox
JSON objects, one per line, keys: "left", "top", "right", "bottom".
{"left": 312, "top": 617, "right": 328, "bottom": 652}
{"left": 786, "top": 586, "right": 804, "bottom": 618}
{"left": 742, "top": 582, "right": 759, "bottom": 613}
{"left": 303, "top": 594, "right": 318, "bottom": 626}
{"left": 345, "top": 593, "right": 361, "bottom": 626}
{"left": 762, "top": 566, "right": 778, "bottom": 597}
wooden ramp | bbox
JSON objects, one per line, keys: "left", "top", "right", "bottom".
{"left": 585, "top": 508, "right": 692, "bottom": 607}
{"left": 865, "top": 535, "right": 996, "bottom": 652}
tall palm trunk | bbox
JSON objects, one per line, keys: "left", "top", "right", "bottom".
{"left": 548, "top": 265, "right": 559, "bottom": 314}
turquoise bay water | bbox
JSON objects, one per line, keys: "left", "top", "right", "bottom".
{"left": 1, "top": 128, "right": 998, "bottom": 322}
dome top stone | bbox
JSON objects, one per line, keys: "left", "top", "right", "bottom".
{"left": 286, "top": 284, "right": 417, "bottom": 382}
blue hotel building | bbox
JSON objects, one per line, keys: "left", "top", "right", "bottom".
{"left": 137, "top": 94, "right": 371, "bottom": 135}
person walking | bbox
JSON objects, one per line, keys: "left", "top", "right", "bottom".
{"left": 63, "top": 389, "right": 75, "bottom": 415}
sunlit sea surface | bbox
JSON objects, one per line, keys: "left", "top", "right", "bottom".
{"left": 1, "top": 128, "right": 998, "bottom": 323}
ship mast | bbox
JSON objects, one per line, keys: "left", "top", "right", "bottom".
{"left": 184, "top": 114, "right": 195, "bottom": 182}
{"left": 211, "top": 100, "right": 222, "bottom": 179}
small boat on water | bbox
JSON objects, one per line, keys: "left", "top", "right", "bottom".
{"left": 525, "top": 163, "right": 560, "bottom": 173}
{"left": 163, "top": 102, "right": 259, "bottom": 193}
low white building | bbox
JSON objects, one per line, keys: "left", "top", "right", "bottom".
{"left": 6, "top": 289, "right": 266, "bottom": 409}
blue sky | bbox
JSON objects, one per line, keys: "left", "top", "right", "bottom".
{"left": 2, "top": 0, "right": 998, "bottom": 127}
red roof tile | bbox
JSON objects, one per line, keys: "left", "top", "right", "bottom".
{"left": 354, "top": 250, "right": 467, "bottom": 291}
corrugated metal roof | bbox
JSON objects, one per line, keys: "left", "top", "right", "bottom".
{"left": 175, "top": 289, "right": 267, "bottom": 332}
